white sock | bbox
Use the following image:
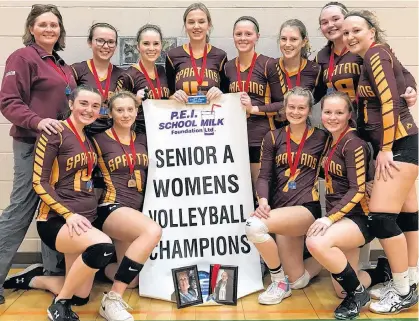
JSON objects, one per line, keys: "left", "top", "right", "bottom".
{"left": 408, "top": 266, "right": 418, "bottom": 286}
{"left": 392, "top": 270, "right": 410, "bottom": 295}
{"left": 270, "top": 268, "right": 285, "bottom": 282}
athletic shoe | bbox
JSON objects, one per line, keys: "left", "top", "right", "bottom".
{"left": 47, "top": 298, "right": 76, "bottom": 321}
{"left": 258, "top": 276, "right": 291, "bottom": 305}
{"left": 370, "top": 280, "right": 393, "bottom": 300}
{"left": 334, "top": 285, "right": 370, "bottom": 320}
{"left": 369, "top": 285, "right": 418, "bottom": 314}
{"left": 0, "top": 294, "right": 4, "bottom": 304}
{"left": 99, "top": 291, "right": 133, "bottom": 321}
{"left": 4, "top": 263, "right": 44, "bottom": 290}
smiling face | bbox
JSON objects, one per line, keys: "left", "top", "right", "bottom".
{"left": 69, "top": 90, "right": 102, "bottom": 127}
{"left": 279, "top": 25, "right": 306, "bottom": 60}
{"left": 321, "top": 96, "right": 351, "bottom": 134}
{"left": 177, "top": 272, "right": 190, "bottom": 294}
{"left": 285, "top": 94, "right": 310, "bottom": 126}
{"left": 233, "top": 20, "right": 259, "bottom": 53}
{"left": 185, "top": 9, "right": 211, "bottom": 42}
{"left": 221, "top": 271, "right": 228, "bottom": 282}
{"left": 137, "top": 29, "right": 162, "bottom": 64}
{"left": 30, "top": 12, "right": 60, "bottom": 49}
{"left": 342, "top": 16, "right": 375, "bottom": 57}
{"left": 109, "top": 96, "right": 138, "bottom": 130}
{"left": 89, "top": 27, "right": 117, "bottom": 62}
{"left": 319, "top": 6, "right": 345, "bottom": 42}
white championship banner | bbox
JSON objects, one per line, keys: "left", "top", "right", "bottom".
{"left": 140, "top": 93, "right": 263, "bottom": 302}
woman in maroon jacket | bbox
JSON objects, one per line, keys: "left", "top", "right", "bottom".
{"left": 0, "top": 4, "right": 76, "bottom": 305}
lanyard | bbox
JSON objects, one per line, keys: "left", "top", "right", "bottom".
{"left": 111, "top": 128, "right": 136, "bottom": 175}
{"left": 236, "top": 52, "right": 258, "bottom": 92}
{"left": 67, "top": 118, "right": 94, "bottom": 176}
{"left": 90, "top": 59, "right": 112, "bottom": 101}
{"left": 324, "top": 125, "right": 350, "bottom": 181}
{"left": 328, "top": 46, "right": 348, "bottom": 83}
{"left": 189, "top": 43, "right": 208, "bottom": 86}
{"left": 284, "top": 60, "right": 302, "bottom": 89}
{"left": 139, "top": 61, "right": 162, "bottom": 99}
{"left": 286, "top": 126, "right": 309, "bottom": 179}
{"left": 47, "top": 58, "right": 70, "bottom": 86}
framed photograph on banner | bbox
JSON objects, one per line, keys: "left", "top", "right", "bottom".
{"left": 208, "top": 265, "right": 238, "bottom": 305}
{"left": 171, "top": 265, "right": 203, "bottom": 309}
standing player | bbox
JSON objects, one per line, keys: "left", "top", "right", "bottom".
{"left": 224, "top": 16, "right": 283, "bottom": 186}
{"left": 72, "top": 22, "right": 123, "bottom": 135}
{"left": 245, "top": 87, "right": 329, "bottom": 305}
{"left": 314, "top": 2, "right": 417, "bottom": 114}
{"left": 167, "top": 2, "right": 229, "bottom": 103}
{"left": 117, "top": 24, "right": 170, "bottom": 134}
{"left": 343, "top": 11, "right": 418, "bottom": 314}
{"left": 306, "top": 92, "right": 373, "bottom": 320}
{"left": 90, "top": 91, "right": 162, "bottom": 321}
{"left": 0, "top": 4, "right": 76, "bottom": 304}
{"left": 34, "top": 86, "right": 115, "bottom": 321}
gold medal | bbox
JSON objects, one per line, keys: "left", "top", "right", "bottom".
{"left": 128, "top": 179, "right": 137, "bottom": 188}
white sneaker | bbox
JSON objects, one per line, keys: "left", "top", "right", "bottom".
{"left": 370, "top": 280, "right": 393, "bottom": 300}
{"left": 369, "top": 286, "right": 417, "bottom": 314}
{"left": 99, "top": 291, "right": 134, "bottom": 321}
{"left": 258, "top": 277, "right": 291, "bottom": 305}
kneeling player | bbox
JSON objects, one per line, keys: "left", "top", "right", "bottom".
{"left": 245, "top": 87, "right": 329, "bottom": 305}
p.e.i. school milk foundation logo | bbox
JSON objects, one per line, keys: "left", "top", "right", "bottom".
{"left": 159, "top": 104, "right": 224, "bottom": 136}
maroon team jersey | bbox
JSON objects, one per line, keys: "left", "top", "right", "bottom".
{"left": 34, "top": 121, "right": 98, "bottom": 222}
{"left": 357, "top": 44, "right": 418, "bottom": 153}
{"left": 225, "top": 54, "right": 282, "bottom": 146}
{"left": 116, "top": 64, "right": 170, "bottom": 99}
{"left": 256, "top": 126, "right": 329, "bottom": 209}
{"left": 315, "top": 46, "right": 362, "bottom": 102}
{"left": 323, "top": 129, "right": 370, "bottom": 222}
{"left": 92, "top": 130, "right": 148, "bottom": 210}
{"left": 165, "top": 44, "right": 228, "bottom": 95}
{"left": 276, "top": 57, "right": 321, "bottom": 94}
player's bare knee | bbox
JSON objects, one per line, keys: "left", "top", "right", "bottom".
{"left": 245, "top": 217, "right": 270, "bottom": 244}
{"left": 147, "top": 222, "right": 162, "bottom": 245}
{"left": 305, "top": 237, "right": 328, "bottom": 257}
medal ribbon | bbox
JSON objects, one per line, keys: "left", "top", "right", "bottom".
{"left": 90, "top": 59, "right": 112, "bottom": 101}
{"left": 189, "top": 43, "right": 208, "bottom": 86}
{"left": 47, "top": 58, "right": 70, "bottom": 87}
{"left": 210, "top": 264, "right": 222, "bottom": 292}
{"left": 284, "top": 59, "right": 302, "bottom": 89}
{"left": 236, "top": 52, "right": 258, "bottom": 92}
{"left": 139, "top": 61, "right": 162, "bottom": 99}
{"left": 111, "top": 128, "right": 137, "bottom": 175}
{"left": 67, "top": 118, "right": 94, "bottom": 176}
{"left": 286, "top": 126, "right": 309, "bottom": 180}
{"left": 328, "top": 45, "right": 348, "bottom": 83}
{"left": 324, "top": 125, "right": 350, "bottom": 181}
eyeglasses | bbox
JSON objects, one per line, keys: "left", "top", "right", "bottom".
{"left": 95, "top": 38, "right": 117, "bottom": 48}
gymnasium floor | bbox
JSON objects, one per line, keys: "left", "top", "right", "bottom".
{"left": 0, "top": 269, "right": 417, "bottom": 321}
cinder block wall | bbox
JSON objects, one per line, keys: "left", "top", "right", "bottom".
{"left": 0, "top": 1, "right": 417, "bottom": 254}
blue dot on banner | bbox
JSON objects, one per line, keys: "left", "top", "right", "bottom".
{"left": 198, "top": 270, "right": 209, "bottom": 296}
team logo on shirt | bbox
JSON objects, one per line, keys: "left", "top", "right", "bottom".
{"left": 158, "top": 106, "right": 225, "bottom": 136}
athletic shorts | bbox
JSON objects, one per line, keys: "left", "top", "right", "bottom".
{"left": 302, "top": 201, "right": 322, "bottom": 220}
{"left": 92, "top": 203, "right": 123, "bottom": 231}
{"left": 37, "top": 216, "right": 67, "bottom": 251}
{"left": 347, "top": 215, "right": 374, "bottom": 246}
{"left": 392, "top": 134, "right": 418, "bottom": 165}
{"left": 249, "top": 146, "right": 261, "bottom": 163}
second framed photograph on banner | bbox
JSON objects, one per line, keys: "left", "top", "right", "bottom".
{"left": 209, "top": 265, "right": 238, "bottom": 305}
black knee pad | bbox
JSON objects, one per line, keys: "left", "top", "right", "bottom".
{"left": 369, "top": 213, "right": 402, "bottom": 239}
{"left": 71, "top": 295, "right": 90, "bottom": 306}
{"left": 397, "top": 212, "right": 419, "bottom": 232}
{"left": 82, "top": 243, "right": 115, "bottom": 269}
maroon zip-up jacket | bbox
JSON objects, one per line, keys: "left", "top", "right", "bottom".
{"left": 0, "top": 44, "right": 76, "bottom": 143}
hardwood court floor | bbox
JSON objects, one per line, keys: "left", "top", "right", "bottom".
{"left": 0, "top": 269, "right": 417, "bottom": 321}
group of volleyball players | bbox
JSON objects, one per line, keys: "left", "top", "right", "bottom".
{"left": 0, "top": 1, "right": 417, "bottom": 321}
